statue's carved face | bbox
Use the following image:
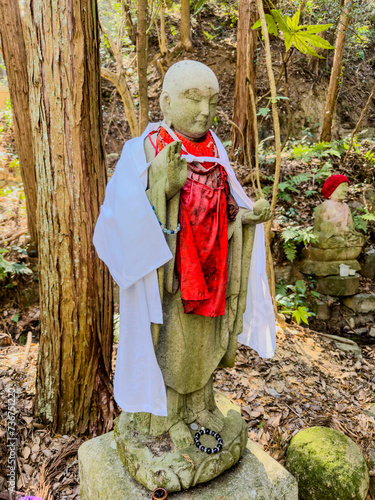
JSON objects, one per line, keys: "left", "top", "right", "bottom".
{"left": 330, "top": 182, "right": 349, "bottom": 201}
{"left": 160, "top": 62, "right": 219, "bottom": 141}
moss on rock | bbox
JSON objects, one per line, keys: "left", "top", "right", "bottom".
{"left": 286, "top": 426, "right": 369, "bottom": 500}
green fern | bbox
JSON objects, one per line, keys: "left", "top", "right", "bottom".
{"left": 362, "top": 211, "right": 375, "bottom": 221}
{"left": 281, "top": 224, "right": 318, "bottom": 262}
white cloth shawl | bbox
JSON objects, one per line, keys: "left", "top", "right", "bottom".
{"left": 93, "top": 123, "right": 276, "bottom": 416}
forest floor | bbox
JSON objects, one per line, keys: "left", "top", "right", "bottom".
{"left": 1, "top": 319, "right": 375, "bottom": 499}
{"left": 1, "top": 7, "right": 375, "bottom": 496}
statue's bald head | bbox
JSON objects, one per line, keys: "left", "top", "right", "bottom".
{"left": 160, "top": 61, "right": 219, "bottom": 140}
{"left": 162, "top": 60, "right": 219, "bottom": 96}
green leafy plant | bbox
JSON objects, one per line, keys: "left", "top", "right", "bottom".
{"left": 193, "top": 0, "right": 209, "bottom": 16}
{"left": 281, "top": 223, "right": 318, "bottom": 262}
{"left": 3, "top": 98, "right": 12, "bottom": 128}
{"left": 253, "top": 8, "right": 334, "bottom": 58}
{"left": 276, "top": 280, "right": 315, "bottom": 325}
{"left": 290, "top": 141, "right": 344, "bottom": 162}
{"left": 0, "top": 249, "right": 32, "bottom": 280}
{"left": 313, "top": 161, "right": 333, "bottom": 184}
{"left": 276, "top": 172, "right": 313, "bottom": 202}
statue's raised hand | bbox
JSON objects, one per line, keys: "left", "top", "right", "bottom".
{"left": 241, "top": 199, "right": 271, "bottom": 225}
{"left": 164, "top": 141, "right": 188, "bottom": 199}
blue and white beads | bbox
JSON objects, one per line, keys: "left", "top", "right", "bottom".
{"left": 152, "top": 206, "right": 181, "bottom": 235}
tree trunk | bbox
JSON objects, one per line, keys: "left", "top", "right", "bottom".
{"left": 137, "top": 0, "right": 149, "bottom": 133}
{"left": 101, "top": 67, "right": 138, "bottom": 138}
{"left": 121, "top": 0, "right": 136, "bottom": 46}
{"left": 231, "top": 0, "right": 258, "bottom": 163}
{"left": 23, "top": 0, "right": 114, "bottom": 435}
{"left": 320, "top": 0, "right": 352, "bottom": 142}
{"left": 177, "top": 0, "right": 193, "bottom": 51}
{"left": 0, "top": 0, "right": 37, "bottom": 247}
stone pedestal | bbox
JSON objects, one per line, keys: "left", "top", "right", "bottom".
{"left": 317, "top": 275, "right": 359, "bottom": 296}
{"left": 78, "top": 395, "right": 298, "bottom": 499}
{"left": 114, "top": 409, "right": 247, "bottom": 492}
{"left": 300, "top": 259, "right": 360, "bottom": 277}
{"left": 78, "top": 433, "right": 298, "bottom": 500}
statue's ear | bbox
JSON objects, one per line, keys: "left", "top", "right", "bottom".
{"left": 160, "top": 91, "right": 170, "bottom": 120}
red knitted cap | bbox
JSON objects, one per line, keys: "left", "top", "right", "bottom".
{"left": 322, "top": 174, "right": 350, "bottom": 199}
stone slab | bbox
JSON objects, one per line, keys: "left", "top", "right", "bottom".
{"left": 78, "top": 432, "right": 298, "bottom": 500}
{"left": 342, "top": 294, "right": 375, "bottom": 314}
{"left": 303, "top": 245, "right": 362, "bottom": 262}
{"left": 300, "top": 259, "right": 361, "bottom": 277}
{"left": 316, "top": 301, "right": 331, "bottom": 320}
{"left": 319, "top": 334, "right": 362, "bottom": 359}
{"left": 317, "top": 275, "right": 359, "bottom": 296}
{"left": 361, "top": 249, "right": 375, "bottom": 279}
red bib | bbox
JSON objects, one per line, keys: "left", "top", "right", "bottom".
{"left": 150, "top": 128, "right": 229, "bottom": 317}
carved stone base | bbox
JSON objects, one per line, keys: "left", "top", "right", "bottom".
{"left": 300, "top": 259, "right": 361, "bottom": 277}
{"left": 114, "top": 408, "right": 248, "bottom": 492}
{"left": 302, "top": 245, "right": 363, "bottom": 261}
{"left": 317, "top": 275, "right": 360, "bottom": 296}
{"left": 78, "top": 432, "right": 299, "bottom": 500}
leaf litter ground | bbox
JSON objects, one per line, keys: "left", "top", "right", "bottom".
{"left": 1, "top": 324, "right": 374, "bottom": 499}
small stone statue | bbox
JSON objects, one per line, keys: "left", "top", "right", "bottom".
{"left": 301, "top": 174, "right": 365, "bottom": 295}
{"left": 93, "top": 60, "right": 276, "bottom": 491}
{"left": 314, "top": 174, "right": 364, "bottom": 254}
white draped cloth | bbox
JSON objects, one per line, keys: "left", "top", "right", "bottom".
{"left": 93, "top": 123, "right": 276, "bottom": 416}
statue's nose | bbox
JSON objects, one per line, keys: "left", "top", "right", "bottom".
{"left": 200, "top": 100, "right": 210, "bottom": 117}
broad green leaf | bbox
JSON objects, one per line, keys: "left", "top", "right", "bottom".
{"left": 253, "top": 15, "right": 278, "bottom": 36}
{"left": 252, "top": 19, "right": 262, "bottom": 30}
{"left": 265, "top": 14, "right": 278, "bottom": 36}
{"left": 298, "top": 33, "right": 335, "bottom": 50}
{"left": 286, "top": 16, "right": 294, "bottom": 30}
{"left": 284, "top": 32, "right": 293, "bottom": 51}
{"left": 297, "top": 23, "right": 332, "bottom": 34}
{"left": 291, "top": 9, "right": 300, "bottom": 31}
{"left": 294, "top": 37, "right": 323, "bottom": 58}
{"left": 292, "top": 306, "right": 311, "bottom": 325}
{"left": 271, "top": 9, "right": 290, "bottom": 34}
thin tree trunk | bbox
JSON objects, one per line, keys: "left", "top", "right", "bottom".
{"left": 320, "top": 0, "right": 352, "bottom": 142}
{"left": 0, "top": 0, "right": 37, "bottom": 247}
{"left": 344, "top": 81, "right": 375, "bottom": 162}
{"left": 177, "top": 0, "right": 193, "bottom": 51}
{"left": 231, "top": 0, "right": 258, "bottom": 164}
{"left": 23, "top": 0, "right": 114, "bottom": 435}
{"left": 137, "top": 0, "right": 149, "bottom": 133}
{"left": 160, "top": 0, "right": 168, "bottom": 56}
{"left": 101, "top": 67, "right": 138, "bottom": 137}
{"left": 121, "top": 0, "right": 136, "bottom": 46}
{"left": 256, "top": 0, "right": 282, "bottom": 311}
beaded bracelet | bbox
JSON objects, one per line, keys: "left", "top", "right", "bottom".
{"left": 194, "top": 427, "right": 223, "bottom": 454}
{"left": 152, "top": 206, "right": 181, "bottom": 235}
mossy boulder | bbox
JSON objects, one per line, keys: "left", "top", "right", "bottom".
{"left": 286, "top": 426, "right": 369, "bottom": 500}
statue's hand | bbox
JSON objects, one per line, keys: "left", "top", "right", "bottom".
{"left": 165, "top": 141, "right": 188, "bottom": 199}
{"left": 242, "top": 199, "right": 271, "bottom": 225}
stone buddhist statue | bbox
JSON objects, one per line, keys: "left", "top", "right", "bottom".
{"left": 314, "top": 175, "right": 364, "bottom": 255}
{"left": 301, "top": 174, "right": 365, "bottom": 295}
{"left": 93, "top": 60, "right": 276, "bottom": 492}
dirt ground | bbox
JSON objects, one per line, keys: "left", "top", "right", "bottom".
{"left": 1, "top": 322, "right": 374, "bottom": 498}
